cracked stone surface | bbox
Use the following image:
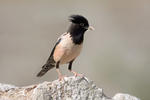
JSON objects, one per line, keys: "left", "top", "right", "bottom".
{"left": 0, "top": 76, "right": 140, "bottom": 100}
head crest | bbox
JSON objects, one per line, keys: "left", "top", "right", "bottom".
{"left": 69, "top": 15, "right": 89, "bottom": 26}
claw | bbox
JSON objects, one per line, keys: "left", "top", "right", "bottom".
{"left": 56, "top": 68, "right": 65, "bottom": 81}
{"left": 58, "top": 75, "right": 66, "bottom": 81}
{"left": 70, "top": 70, "right": 83, "bottom": 77}
{"left": 74, "top": 73, "right": 83, "bottom": 77}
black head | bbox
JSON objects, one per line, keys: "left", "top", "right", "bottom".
{"left": 69, "top": 15, "right": 89, "bottom": 29}
{"left": 67, "top": 15, "right": 90, "bottom": 44}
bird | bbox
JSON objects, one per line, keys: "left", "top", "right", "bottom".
{"left": 36, "top": 15, "right": 94, "bottom": 80}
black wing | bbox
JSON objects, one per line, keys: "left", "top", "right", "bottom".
{"left": 36, "top": 38, "right": 61, "bottom": 77}
{"left": 48, "top": 38, "right": 61, "bottom": 61}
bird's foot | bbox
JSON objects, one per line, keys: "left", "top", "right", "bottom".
{"left": 70, "top": 70, "right": 83, "bottom": 77}
{"left": 58, "top": 74, "right": 66, "bottom": 81}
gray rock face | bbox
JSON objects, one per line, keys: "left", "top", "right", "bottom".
{"left": 0, "top": 76, "right": 140, "bottom": 100}
{"left": 113, "top": 93, "right": 140, "bottom": 100}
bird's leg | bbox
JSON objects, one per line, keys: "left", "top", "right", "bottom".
{"left": 56, "top": 61, "right": 64, "bottom": 81}
{"left": 56, "top": 69, "right": 65, "bottom": 81}
{"left": 68, "top": 60, "right": 83, "bottom": 77}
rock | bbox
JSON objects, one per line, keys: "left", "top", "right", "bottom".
{"left": 0, "top": 76, "right": 140, "bottom": 100}
{"left": 113, "top": 93, "right": 140, "bottom": 100}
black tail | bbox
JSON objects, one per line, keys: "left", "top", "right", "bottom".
{"left": 36, "top": 63, "right": 55, "bottom": 77}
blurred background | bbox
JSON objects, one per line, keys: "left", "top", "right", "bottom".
{"left": 0, "top": 0, "right": 149, "bottom": 99}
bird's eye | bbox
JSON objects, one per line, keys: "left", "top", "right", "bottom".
{"left": 80, "top": 23, "right": 84, "bottom": 26}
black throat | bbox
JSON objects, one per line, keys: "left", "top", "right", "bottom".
{"left": 67, "top": 23, "right": 86, "bottom": 45}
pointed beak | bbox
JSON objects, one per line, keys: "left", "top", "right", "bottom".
{"left": 88, "top": 26, "right": 95, "bottom": 31}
